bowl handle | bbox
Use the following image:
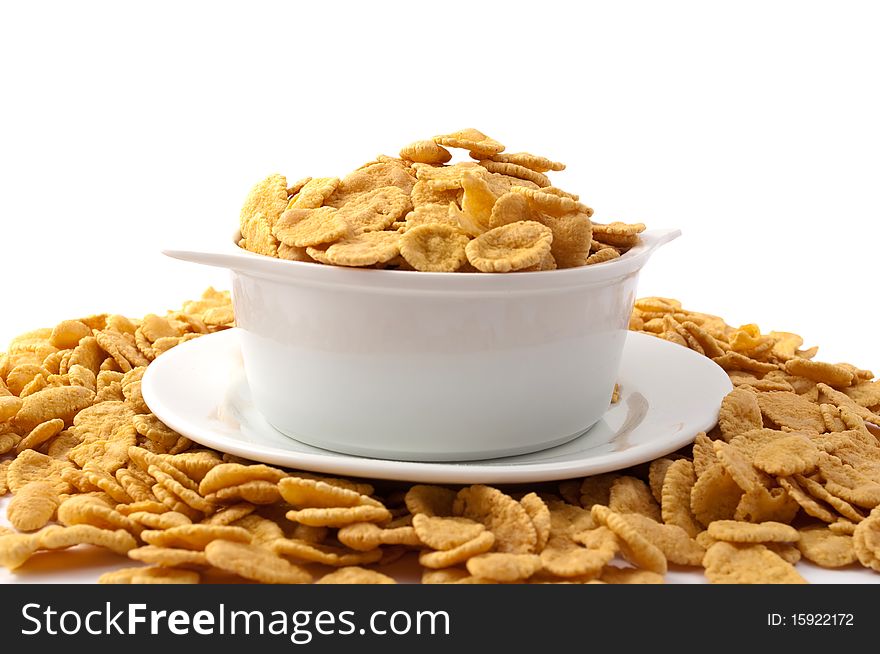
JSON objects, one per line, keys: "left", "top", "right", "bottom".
{"left": 162, "top": 248, "right": 252, "bottom": 270}
{"left": 637, "top": 228, "right": 682, "bottom": 254}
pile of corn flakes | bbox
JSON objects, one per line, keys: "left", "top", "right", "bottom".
{"left": 1, "top": 291, "right": 878, "bottom": 584}
{"left": 238, "top": 128, "right": 644, "bottom": 272}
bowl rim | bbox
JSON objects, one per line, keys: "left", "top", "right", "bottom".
{"left": 163, "top": 228, "right": 680, "bottom": 293}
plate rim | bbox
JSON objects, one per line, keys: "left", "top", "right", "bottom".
{"left": 142, "top": 329, "right": 732, "bottom": 483}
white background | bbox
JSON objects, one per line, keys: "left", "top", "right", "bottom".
{"left": 1, "top": 1, "right": 878, "bottom": 583}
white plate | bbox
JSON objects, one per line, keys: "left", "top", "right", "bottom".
{"left": 141, "top": 328, "right": 732, "bottom": 484}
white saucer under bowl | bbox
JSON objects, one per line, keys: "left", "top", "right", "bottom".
{"left": 141, "top": 329, "right": 732, "bottom": 484}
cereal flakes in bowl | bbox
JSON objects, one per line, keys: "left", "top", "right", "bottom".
{"left": 164, "top": 129, "right": 679, "bottom": 461}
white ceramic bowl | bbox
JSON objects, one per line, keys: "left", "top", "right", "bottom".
{"left": 164, "top": 228, "right": 679, "bottom": 461}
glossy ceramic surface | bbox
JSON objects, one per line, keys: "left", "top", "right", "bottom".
{"left": 163, "top": 229, "right": 679, "bottom": 460}
{"left": 141, "top": 328, "right": 731, "bottom": 482}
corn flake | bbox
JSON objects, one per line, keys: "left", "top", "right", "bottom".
{"left": 206, "top": 540, "right": 312, "bottom": 584}
{"left": 7, "top": 481, "right": 60, "bottom": 532}
{"left": 608, "top": 475, "right": 662, "bottom": 521}
{"left": 418, "top": 530, "right": 495, "bottom": 569}
{"left": 271, "top": 538, "right": 382, "bottom": 567}
{"left": 478, "top": 160, "right": 550, "bottom": 188}
{"left": 795, "top": 473, "right": 865, "bottom": 523}
{"left": 16, "top": 417, "right": 64, "bottom": 454}
{"left": 286, "top": 505, "right": 391, "bottom": 528}
{"left": 785, "top": 359, "right": 854, "bottom": 388}
{"left": 713, "top": 441, "right": 771, "bottom": 493}
{"left": 465, "top": 220, "right": 552, "bottom": 273}
{"left": 690, "top": 463, "right": 743, "bottom": 527}
{"left": 400, "top": 140, "right": 452, "bottom": 165}
{"left": 482, "top": 151, "right": 565, "bottom": 173}
{"left": 778, "top": 476, "right": 837, "bottom": 523}
{"left": 466, "top": 552, "right": 542, "bottom": 582}
{"left": 591, "top": 505, "right": 667, "bottom": 574}
{"left": 488, "top": 192, "right": 532, "bottom": 230}
{"left": 99, "top": 566, "right": 200, "bottom": 584}
{"left": 734, "top": 485, "right": 800, "bottom": 524}
{"left": 707, "top": 520, "right": 799, "bottom": 543}
{"left": 703, "top": 542, "right": 806, "bottom": 584}
{"left": 520, "top": 492, "right": 551, "bottom": 551}
{"left": 591, "top": 221, "right": 646, "bottom": 248}
{"left": 537, "top": 210, "right": 592, "bottom": 268}
{"left": 240, "top": 173, "right": 288, "bottom": 232}
{"left": 756, "top": 391, "right": 825, "bottom": 433}
{"left": 6, "top": 449, "right": 72, "bottom": 495}
{"left": 12, "top": 385, "right": 95, "bottom": 434}
{"left": 719, "top": 388, "right": 763, "bottom": 441}
{"left": 317, "top": 567, "right": 396, "bottom": 584}
{"left": 337, "top": 522, "right": 420, "bottom": 551}
{"left": 853, "top": 516, "right": 880, "bottom": 572}
{"left": 399, "top": 223, "right": 469, "bottom": 272}
{"left": 57, "top": 494, "right": 137, "bottom": 533}
{"left": 412, "top": 514, "right": 485, "bottom": 551}
{"left": 660, "top": 459, "right": 701, "bottom": 537}
{"left": 273, "top": 207, "right": 348, "bottom": 248}
{"left": 619, "top": 513, "right": 705, "bottom": 566}
{"left": 600, "top": 566, "right": 665, "bottom": 585}
{"left": 336, "top": 186, "right": 412, "bottom": 233}
{"left": 405, "top": 485, "right": 456, "bottom": 517}
{"left": 141, "top": 524, "right": 251, "bottom": 550}
{"left": 322, "top": 231, "right": 401, "bottom": 268}
{"left": 753, "top": 433, "right": 820, "bottom": 476}
{"left": 434, "top": 128, "right": 505, "bottom": 157}
{"left": 288, "top": 177, "right": 339, "bottom": 210}
{"left": 331, "top": 162, "right": 414, "bottom": 205}
{"left": 796, "top": 526, "right": 857, "bottom": 567}
{"left": 454, "top": 485, "right": 537, "bottom": 554}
